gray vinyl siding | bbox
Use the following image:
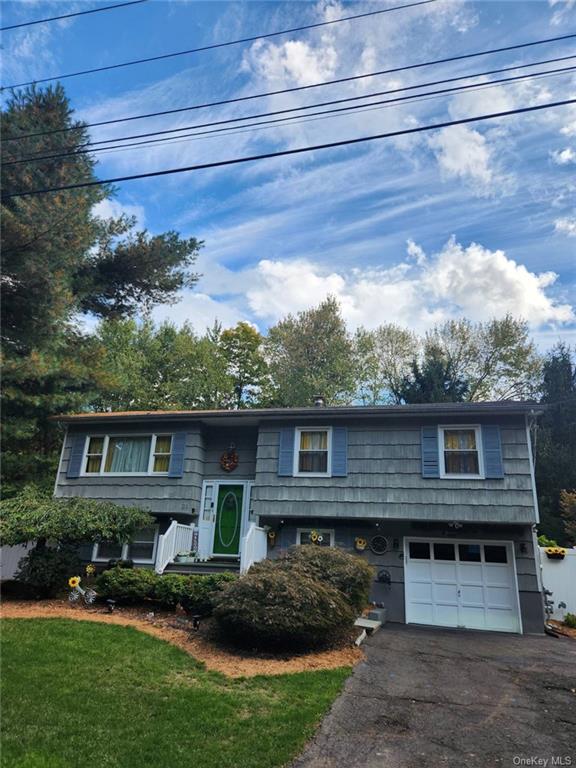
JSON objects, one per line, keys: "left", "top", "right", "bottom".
{"left": 264, "top": 518, "right": 543, "bottom": 633}
{"left": 55, "top": 423, "right": 205, "bottom": 516}
{"left": 202, "top": 427, "right": 258, "bottom": 480}
{"left": 252, "top": 416, "right": 537, "bottom": 524}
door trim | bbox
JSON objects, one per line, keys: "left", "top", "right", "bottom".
{"left": 403, "top": 536, "right": 523, "bottom": 634}
{"left": 198, "top": 480, "right": 254, "bottom": 559}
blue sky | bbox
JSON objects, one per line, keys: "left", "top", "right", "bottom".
{"left": 3, "top": 0, "right": 576, "bottom": 347}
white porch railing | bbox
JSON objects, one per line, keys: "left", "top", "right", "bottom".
{"left": 240, "top": 522, "right": 268, "bottom": 574}
{"left": 155, "top": 521, "right": 196, "bottom": 574}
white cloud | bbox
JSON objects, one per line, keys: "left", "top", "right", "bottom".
{"left": 549, "top": 0, "right": 576, "bottom": 25}
{"left": 247, "top": 258, "right": 346, "bottom": 319}
{"left": 428, "top": 126, "right": 495, "bottom": 193}
{"left": 153, "top": 292, "right": 249, "bottom": 334}
{"left": 200, "top": 237, "right": 575, "bottom": 331}
{"left": 554, "top": 215, "right": 576, "bottom": 236}
{"left": 551, "top": 147, "right": 576, "bottom": 165}
{"left": 92, "top": 199, "right": 146, "bottom": 229}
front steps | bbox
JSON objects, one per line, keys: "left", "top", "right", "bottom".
{"left": 163, "top": 558, "right": 240, "bottom": 576}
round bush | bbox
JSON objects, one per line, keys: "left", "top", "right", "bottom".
{"left": 213, "top": 562, "right": 355, "bottom": 650}
{"left": 273, "top": 545, "right": 374, "bottom": 611}
{"left": 95, "top": 566, "right": 157, "bottom": 603}
{"left": 15, "top": 546, "right": 82, "bottom": 599}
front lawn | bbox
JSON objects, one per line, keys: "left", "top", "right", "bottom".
{"left": 1, "top": 618, "right": 350, "bottom": 768}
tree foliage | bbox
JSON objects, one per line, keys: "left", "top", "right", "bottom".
{"left": 535, "top": 344, "right": 576, "bottom": 544}
{"left": 397, "top": 346, "right": 470, "bottom": 403}
{"left": 1, "top": 85, "right": 202, "bottom": 493}
{"left": 0, "top": 486, "right": 154, "bottom": 547}
{"left": 265, "top": 297, "right": 356, "bottom": 406}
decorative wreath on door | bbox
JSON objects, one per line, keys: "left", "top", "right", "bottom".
{"left": 220, "top": 446, "right": 239, "bottom": 472}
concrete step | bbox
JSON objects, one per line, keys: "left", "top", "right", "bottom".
{"left": 164, "top": 559, "right": 240, "bottom": 575}
{"left": 354, "top": 617, "right": 382, "bottom": 634}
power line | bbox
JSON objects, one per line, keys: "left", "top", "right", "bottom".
{"left": 5, "top": 61, "right": 575, "bottom": 167}
{"left": 4, "top": 98, "right": 574, "bottom": 199}
{"left": 0, "top": 0, "right": 149, "bottom": 31}
{"left": 67, "top": 67, "right": 576, "bottom": 159}
{"left": 1, "top": 0, "right": 436, "bottom": 90}
{"left": 5, "top": 31, "right": 576, "bottom": 141}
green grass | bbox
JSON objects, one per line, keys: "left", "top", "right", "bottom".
{"left": 1, "top": 619, "right": 350, "bottom": 768}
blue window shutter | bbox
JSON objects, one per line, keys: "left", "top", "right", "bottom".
{"left": 421, "top": 427, "right": 440, "bottom": 478}
{"left": 67, "top": 433, "right": 87, "bottom": 479}
{"left": 482, "top": 425, "right": 504, "bottom": 479}
{"left": 331, "top": 427, "right": 348, "bottom": 477}
{"left": 278, "top": 427, "right": 295, "bottom": 476}
{"left": 168, "top": 432, "right": 187, "bottom": 478}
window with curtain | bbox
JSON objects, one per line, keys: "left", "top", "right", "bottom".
{"left": 296, "top": 429, "right": 330, "bottom": 474}
{"left": 84, "top": 435, "right": 173, "bottom": 474}
{"left": 85, "top": 437, "right": 104, "bottom": 473}
{"left": 442, "top": 428, "right": 481, "bottom": 476}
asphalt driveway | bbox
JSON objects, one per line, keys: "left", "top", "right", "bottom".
{"left": 292, "top": 625, "right": 576, "bottom": 768}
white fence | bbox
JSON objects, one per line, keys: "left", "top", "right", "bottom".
{"left": 0, "top": 544, "right": 32, "bottom": 581}
{"left": 539, "top": 547, "right": 576, "bottom": 620}
{"left": 239, "top": 523, "right": 268, "bottom": 574}
{"left": 155, "top": 522, "right": 196, "bottom": 574}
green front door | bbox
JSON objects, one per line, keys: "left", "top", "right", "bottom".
{"left": 212, "top": 485, "right": 243, "bottom": 556}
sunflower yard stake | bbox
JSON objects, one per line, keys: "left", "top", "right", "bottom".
{"left": 68, "top": 576, "right": 97, "bottom": 607}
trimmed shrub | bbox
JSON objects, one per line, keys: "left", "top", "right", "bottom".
{"left": 272, "top": 545, "right": 374, "bottom": 611}
{"left": 213, "top": 562, "right": 355, "bottom": 650}
{"left": 95, "top": 566, "right": 157, "bottom": 603}
{"left": 154, "top": 572, "right": 237, "bottom": 615}
{"left": 15, "top": 546, "right": 82, "bottom": 599}
{"left": 564, "top": 612, "right": 576, "bottom": 629}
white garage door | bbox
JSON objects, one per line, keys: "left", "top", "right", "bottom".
{"left": 405, "top": 539, "right": 521, "bottom": 633}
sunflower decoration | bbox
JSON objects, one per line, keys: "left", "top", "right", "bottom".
{"left": 354, "top": 537, "right": 368, "bottom": 552}
{"left": 68, "top": 576, "right": 81, "bottom": 589}
{"left": 85, "top": 564, "right": 96, "bottom": 576}
{"left": 545, "top": 546, "right": 567, "bottom": 560}
{"left": 309, "top": 530, "right": 319, "bottom": 544}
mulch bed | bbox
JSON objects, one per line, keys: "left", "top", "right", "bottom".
{"left": 549, "top": 619, "right": 576, "bottom": 639}
{"left": 0, "top": 599, "right": 363, "bottom": 677}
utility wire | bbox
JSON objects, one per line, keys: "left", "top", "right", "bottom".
{"left": 58, "top": 67, "right": 576, "bottom": 160}
{"left": 5, "top": 31, "right": 576, "bottom": 141}
{"left": 3, "top": 98, "right": 574, "bottom": 199}
{"left": 5, "top": 61, "right": 575, "bottom": 167}
{"left": 0, "top": 0, "right": 148, "bottom": 32}
{"left": 1, "top": 0, "right": 436, "bottom": 90}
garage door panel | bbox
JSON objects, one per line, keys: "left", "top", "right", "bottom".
{"left": 458, "top": 563, "right": 483, "bottom": 582}
{"left": 434, "top": 604, "right": 459, "bottom": 625}
{"left": 433, "top": 583, "right": 459, "bottom": 603}
{"left": 460, "top": 585, "right": 485, "bottom": 605}
{"left": 459, "top": 606, "right": 486, "bottom": 628}
{"left": 405, "top": 539, "right": 521, "bottom": 634}
{"left": 408, "top": 581, "right": 433, "bottom": 602}
{"left": 485, "top": 585, "right": 515, "bottom": 609}
{"left": 431, "top": 563, "right": 457, "bottom": 581}
{"left": 483, "top": 566, "right": 512, "bottom": 587}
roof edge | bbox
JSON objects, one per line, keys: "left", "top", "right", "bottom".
{"left": 52, "top": 401, "right": 546, "bottom": 425}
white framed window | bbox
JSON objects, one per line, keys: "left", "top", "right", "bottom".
{"left": 93, "top": 525, "right": 159, "bottom": 563}
{"left": 296, "top": 528, "right": 335, "bottom": 547}
{"left": 82, "top": 435, "right": 172, "bottom": 476}
{"left": 439, "top": 425, "right": 484, "bottom": 479}
{"left": 293, "top": 427, "right": 332, "bottom": 477}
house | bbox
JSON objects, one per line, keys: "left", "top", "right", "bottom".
{"left": 53, "top": 400, "right": 545, "bottom": 634}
